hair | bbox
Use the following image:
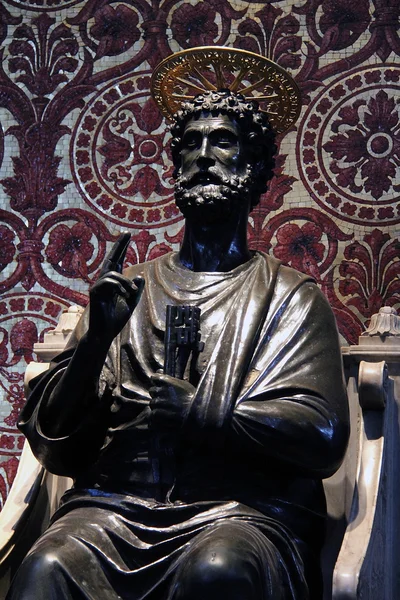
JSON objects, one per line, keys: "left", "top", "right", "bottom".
{"left": 170, "top": 89, "right": 277, "bottom": 208}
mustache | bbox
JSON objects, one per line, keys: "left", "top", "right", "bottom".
{"left": 177, "top": 167, "right": 232, "bottom": 188}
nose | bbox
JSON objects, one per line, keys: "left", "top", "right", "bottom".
{"left": 196, "top": 137, "right": 215, "bottom": 169}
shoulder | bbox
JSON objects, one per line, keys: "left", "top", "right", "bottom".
{"left": 255, "top": 251, "right": 334, "bottom": 317}
{"left": 255, "top": 251, "right": 314, "bottom": 290}
{"left": 123, "top": 251, "right": 175, "bottom": 280}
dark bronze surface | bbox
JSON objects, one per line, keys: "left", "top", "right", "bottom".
{"left": 8, "top": 91, "right": 349, "bottom": 599}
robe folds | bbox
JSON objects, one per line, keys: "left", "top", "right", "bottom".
{"left": 15, "top": 251, "right": 349, "bottom": 599}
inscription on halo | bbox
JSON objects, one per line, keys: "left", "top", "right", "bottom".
{"left": 151, "top": 46, "right": 302, "bottom": 134}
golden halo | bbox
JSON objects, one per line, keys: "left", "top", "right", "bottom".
{"left": 151, "top": 46, "right": 302, "bottom": 134}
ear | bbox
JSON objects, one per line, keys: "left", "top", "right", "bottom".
{"left": 244, "top": 137, "right": 267, "bottom": 175}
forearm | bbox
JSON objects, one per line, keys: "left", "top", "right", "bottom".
{"left": 19, "top": 235, "right": 143, "bottom": 474}
{"left": 40, "top": 331, "right": 112, "bottom": 438}
{"left": 230, "top": 394, "right": 349, "bottom": 478}
{"left": 18, "top": 336, "right": 116, "bottom": 477}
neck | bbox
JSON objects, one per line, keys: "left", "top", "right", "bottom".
{"left": 178, "top": 208, "right": 252, "bottom": 272}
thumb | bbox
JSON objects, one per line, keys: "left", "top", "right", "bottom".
{"left": 132, "top": 276, "right": 145, "bottom": 298}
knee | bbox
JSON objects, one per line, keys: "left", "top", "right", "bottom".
{"left": 189, "top": 544, "right": 248, "bottom": 583}
{"left": 19, "top": 543, "right": 65, "bottom": 576}
{"left": 8, "top": 530, "right": 89, "bottom": 597}
{"left": 173, "top": 536, "right": 260, "bottom": 599}
{"left": 7, "top": 547, "right": 65, "bottom": 599}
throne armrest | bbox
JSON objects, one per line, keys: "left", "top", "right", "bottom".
{"left": 331, "top": 360, "right": 390, "bottom": 599}
{"left": 327, "top": 306, "right": 400, "bottom": 600}
{"left": 0, "top": 307, "right": 82, "bottom": 594}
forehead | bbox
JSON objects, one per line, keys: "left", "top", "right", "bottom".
{"left": 183, "top": 113, "right": 240, "bottom": 135}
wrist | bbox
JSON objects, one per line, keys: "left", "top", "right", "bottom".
{"left": 85, "top": 326, "right": 113, "bottom": 349}
{"left": 78, "top": 331, "right": 113, "bottom": 368}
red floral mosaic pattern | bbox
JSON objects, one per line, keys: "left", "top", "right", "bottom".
{"left": 338, "top": 229, "right": 400, "bottom": 319}
{"left": 71, "top": 74, "right": 179, "bottom": 229}
{"left": 297, "top": 65, "right": 400, "bottom": 225}
{"left": 0, "top": 0, "right": 399, "bottom": 499}
{"left": 0, "top": 457, "right": 20, "bottom": 507}
{"left": 4, "top": 0, "right": 82, "bottom": 11}
{"left": 325, "top": 89, "right": 400, "bottom": 202}
{"left": 0, "top": 293, "right": 69, "bottom": 492}
{"left": 90, "top": 5, "right": 140, "bottom": 58}
{"left": 46, "top": 222, "right": 95, "bottom": 281}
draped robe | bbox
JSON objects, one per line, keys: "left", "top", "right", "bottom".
{"left": 13, "top": 251, "right": 349, "bottom": 599}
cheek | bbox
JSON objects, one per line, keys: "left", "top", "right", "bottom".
{"left": 218, "top": 151, "right": 242, "bottom": 170}
{"left": 181, "top": 153, "right": 195, "bottom": 170}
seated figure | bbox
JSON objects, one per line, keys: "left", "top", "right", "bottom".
{"left": 7, "top": 49, "right": 349, "bottom": 600}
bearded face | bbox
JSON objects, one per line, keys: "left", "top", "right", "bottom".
{"left": 174, "top": 165, "right": 255, "bottom": 224}
{"left": 174, "top": 113, "right": 259, "bottom": 224}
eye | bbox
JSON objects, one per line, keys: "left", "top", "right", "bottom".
{"left": 182, "top": 132, "right": 200, "bottom": 150}
{"left": 211, "top": 131, "right": 238, "bottom": 148}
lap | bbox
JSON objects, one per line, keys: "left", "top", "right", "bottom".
{"left": 7, "top": 505, "right": 310, "bottom": 600}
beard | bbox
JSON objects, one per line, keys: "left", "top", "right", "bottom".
{"left": 174, "top": 166, "right": 256, "bottom": 224}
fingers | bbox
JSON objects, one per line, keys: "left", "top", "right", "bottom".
{"left": 132, "top": 276, "right": 145, "bottom": 300}
{"left": 148, "top": 387, "right": 174, "bottom": 430}
{"left": 149, "top": 396, "right": 173, "bottom": 411}
{"left": 148, "top": 376, "right": 194, "bottom": 432}
{"left": 149, "top": 379, "right": 171, "bottom": 406}
{"left": 91, "top": 272, "right": 134, "bottom": 298}
{"left": 151, "top": 373, "right": 174, "bottom": 386}
{"left": 148, "top": 378, "right": 178, "bottom": 417}
{"left": 99, "top": 232, "right": 131, "bottom": 277}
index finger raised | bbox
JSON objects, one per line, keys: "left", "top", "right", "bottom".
{"left": 99, "top": 232, "right": 131, "bottom": 277}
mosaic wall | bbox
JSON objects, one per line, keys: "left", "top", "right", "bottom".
{"left": 0, "top": 0, "right": 399, "bottom": 504}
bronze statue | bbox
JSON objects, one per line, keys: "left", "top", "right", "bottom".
{"left": 7, "top": 49, "right": 349, "bottom": 600}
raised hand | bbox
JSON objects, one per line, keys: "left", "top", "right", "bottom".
{"left": 88, "top": 233, "right": 144, "bottom": 345}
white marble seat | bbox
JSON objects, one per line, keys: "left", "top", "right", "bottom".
{"left": 322, "top": 307, "right": 400, "bottom": 599}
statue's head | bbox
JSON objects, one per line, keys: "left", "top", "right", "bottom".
{"left": 152, "top": 48, "right": 301, "bottom": 224}
{"left": 170, "top": 90, "right": 277, "bottom": 223}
